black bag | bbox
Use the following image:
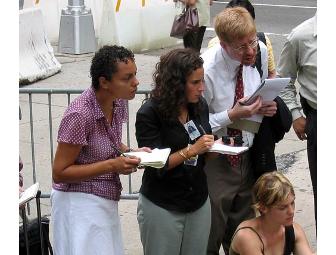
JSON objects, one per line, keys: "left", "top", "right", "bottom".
{"left": 19, "top": 216, "right": 53, "bottom": 255}
{"left": 170, "top": 6, "right": 199, "bottom": 39}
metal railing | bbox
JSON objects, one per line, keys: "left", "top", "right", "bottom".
{"left": 19, "top": 88, "right": 150, "bottom": 200}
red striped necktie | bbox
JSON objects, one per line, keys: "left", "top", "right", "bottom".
{"left": 227, "top": 64, "right": 243, "bottom": 167}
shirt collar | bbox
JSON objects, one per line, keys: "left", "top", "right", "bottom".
{"left": 221, "top": 47, "right": 242, "bottom": 73}
{"left": 87, "top": 87, "right": 104, "bottom": 120}
{"left": 88, "top": 86, "right": 126, "bottom": 120}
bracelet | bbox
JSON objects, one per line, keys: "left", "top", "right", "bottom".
{"left": 125, "top": 148, "right": 134, "bottom": 153}
{"left": 178, "top": 149, "right": 188, "bottom": 160}
{"left": 185, "top": 144, "right": 192, "bottom": 159}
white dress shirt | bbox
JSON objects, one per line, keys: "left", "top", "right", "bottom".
{"left": 201, "top": 43, "right": 268, "bottom": 147}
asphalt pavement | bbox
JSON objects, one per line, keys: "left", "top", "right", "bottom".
{"left": 19, "top": 0, "right": 317, "bottom": 254}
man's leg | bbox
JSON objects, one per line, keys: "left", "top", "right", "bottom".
{"left": 222, "top": 155, "right": 255, "bottom": 253}
{"left": 306, "top": 111, "right": 317, "bottom": 223}
{"left": 205, "top": 153, "right": 253, "bottom": 255}
{"left": 301, "top": 97, "right": 317, "bottom": 224}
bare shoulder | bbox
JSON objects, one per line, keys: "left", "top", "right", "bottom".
{"left": 231, "top": 220, "right": 263, "bottom": 255}
{"left": 292, "top": 222, "right": 305, "bottom": 238}
{"left": 292, "top": 222, "right": 315, "bottom": 255}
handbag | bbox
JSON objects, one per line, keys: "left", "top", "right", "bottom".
{"left": 19, "top": 216, "right": 53, "bottom": 255}
{"left": 170, "top": 6, "right": 199, "bottom": 39}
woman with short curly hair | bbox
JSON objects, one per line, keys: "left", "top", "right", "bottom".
{"left": 51, "top": 45, "right": 150, "bottom": 255}
{"left": 135, "top": 48, "right": 215, "bottom": 254}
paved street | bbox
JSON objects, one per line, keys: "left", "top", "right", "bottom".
{"left": 19, "top": 0, "right": 317, "bottom": 254}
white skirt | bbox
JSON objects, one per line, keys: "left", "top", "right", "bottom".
{"left": 51, "top": 189, "right": 124, "bottom": 255}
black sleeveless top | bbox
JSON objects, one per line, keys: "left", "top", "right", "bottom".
{"left": 229, "top": 225, "right": 295, "bottom": 255}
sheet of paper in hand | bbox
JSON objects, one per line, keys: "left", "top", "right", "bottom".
{"left": 242, "top": 78, "right": 290, "bottom": 105}
{"left": 19, "top": 182, "right": 39, "bottom": 207}
{"left": 208, "top": 143, "right": 249, "bottom": 155}
{"left": 124, "top": 148, "right": 171, "bottom": 169}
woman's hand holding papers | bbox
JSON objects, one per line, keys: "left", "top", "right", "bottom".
{"left": 111, "top": 156, "right": 141, "bottom": 175}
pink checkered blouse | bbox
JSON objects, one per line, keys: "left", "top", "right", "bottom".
{"left": 52, "top": 87, "right": 128, "bottom": 201}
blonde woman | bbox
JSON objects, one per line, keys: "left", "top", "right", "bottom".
{"left": 229, "top": 172, "right": 315, "bottom": 255}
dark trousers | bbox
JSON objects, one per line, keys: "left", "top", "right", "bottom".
{"left": 205, "top": 152, "right": 255, "bottom": 255}
{"left": 183, "top": 26, "right": 206, "bottom": 52}
{"left": 300, "top": 96, "right": 317, "bottom": 224}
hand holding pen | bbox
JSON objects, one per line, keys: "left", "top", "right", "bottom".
{"left": 110, "top": 145, "right": 152, "bottom": 174}
{"left": 187, "top": 125, "right": 215, "bottom": 157}
{"left": 110, "top": 144, "right": 140, "bottom": 174}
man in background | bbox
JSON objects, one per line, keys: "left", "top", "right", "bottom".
{"left": 278, "top": 14, "right": 317, "bottom": 224}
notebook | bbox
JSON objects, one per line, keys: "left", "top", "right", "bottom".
{"left": 208, "top": 143, "right": 249, "bottom": 155}
{"left": 124, "top": 148, "right": 171, "bottom": 169}
{"left": 19, "top": 182, "right": 39, "bottom": 207}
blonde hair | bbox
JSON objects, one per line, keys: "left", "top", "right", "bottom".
{"left": 253, "top": 172, "right": 295, "bottom": 212}
{"left": 214, "top": 6, "right": 256, "bottom": 44}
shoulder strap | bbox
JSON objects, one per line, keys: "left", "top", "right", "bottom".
{"left": 255, "top": 32, "right": 266, "bottom": 79}
{"left": 257, "top": 32, "right": 266, "bottom": 45}
{"left": 231, "top": 226, "right": 265, "bottom": 255}
{"left": 284, "top": 225, "right": 295, "bottom": 255}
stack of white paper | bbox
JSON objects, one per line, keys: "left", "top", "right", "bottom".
{"left": 124, "top": 148, "right": 171, "bottom": 169}
{"left": 208, "top": 143, "right": 249, "bottom": 155}
{"left": 19, "top": 182, "right": 39, "bottom": 207}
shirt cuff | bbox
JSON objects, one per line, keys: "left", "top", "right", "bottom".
{"left": 210, "top": 110, "right": 233, "bottom": 132}
{"left": 291, "top": 109, "right": 303, "bottom": 121}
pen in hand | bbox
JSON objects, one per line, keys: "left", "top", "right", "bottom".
{"left": 199, "top": 124, "right": 207, "bottom": 135}
{"left": 111, "top": 144, "right": 129, "bottom": 158}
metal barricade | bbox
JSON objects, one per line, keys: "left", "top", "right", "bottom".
{"left": 19, "top": 88, "right": 150, "bottom": 200}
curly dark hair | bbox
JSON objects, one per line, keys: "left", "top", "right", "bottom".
{"left": 151, "top": 48, "right": 204, "bottom": 122}
{"left": 90, "top": 45, "right": 135, "bottom": 90}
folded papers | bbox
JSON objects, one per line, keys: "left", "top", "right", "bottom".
{"left": 124, "top": 148, "right": 171, "bottom": 169}
{"left": 208, "top": 143, "right": 249, "bottom": 155}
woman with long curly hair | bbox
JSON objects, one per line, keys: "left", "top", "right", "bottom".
{"left": 135, "top": 48, "right": 215, "bottom": 255}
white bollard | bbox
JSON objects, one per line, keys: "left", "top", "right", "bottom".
{"left": 19, "top": 7, "right": 61, "bottom": 85}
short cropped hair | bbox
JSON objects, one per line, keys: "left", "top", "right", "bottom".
{"left": 90, "top": 45, "right": 135, "bottom": 90}
{"left": 214, "top": 6, "right": 256, "bottom": 44}
{"left": 253, "top": 172, "right": 295, "bottom": 212}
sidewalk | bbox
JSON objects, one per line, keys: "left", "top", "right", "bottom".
{"left": 19, "top": 44, "right": 316, "bottom": 254}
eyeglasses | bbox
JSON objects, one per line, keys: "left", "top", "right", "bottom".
{"left": 230, "top": 37, "right": 259, "bottom": 54}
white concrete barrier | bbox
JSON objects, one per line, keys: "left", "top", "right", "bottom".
{"left": 24, "top": 0, "right": 179, "bottom": 52}
{"left": 99, "top": 0, "right": 179, "bottom": 52}
{"left": 19, "top": 7, "right": 61, "bottom": 85}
